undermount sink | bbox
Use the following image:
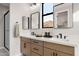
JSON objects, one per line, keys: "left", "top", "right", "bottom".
{"left": 35, "top": 35, "right": 53, "bottom": 38}
{"left": 43, "top": 36, "right": 53, "bottom": 38}
{"left": 35, "top": 35, "right": 43, "bottom": 37}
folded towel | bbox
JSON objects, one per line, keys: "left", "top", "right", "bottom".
{"left": 14, "top": 22, "right": 19, "bottom": 37}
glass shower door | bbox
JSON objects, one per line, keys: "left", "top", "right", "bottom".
{"left": 4, "top": 11, "right": 10, "bottom": 50}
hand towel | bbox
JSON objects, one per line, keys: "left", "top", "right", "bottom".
{"left": 14, "top": 22, "right": 19, "bottom": 37}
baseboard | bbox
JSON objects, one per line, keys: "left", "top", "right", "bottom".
{"left": 16, "top": 53, "right": 22, "bottom": 56}
{"left": 10, "top": 53, "right": 22, "bottom": 56}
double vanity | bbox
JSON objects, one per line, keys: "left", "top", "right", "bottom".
{"left": 20, "top": 3, "right": 78, "bottom": 56}
{"left": 20, "top": 3, "right": 79, "bottom": 56}
{"left": 20, "top": 35, "right": 75, "bottom": 56}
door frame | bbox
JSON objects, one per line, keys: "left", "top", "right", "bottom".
{"left": 4, "top": 10, "right": 9, "bottom": 51}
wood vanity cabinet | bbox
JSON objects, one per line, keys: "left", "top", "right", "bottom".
{"left": 31, "top": 39, "right": 44, "bottom": 56}
{"left": 54, "top": 50, "right": 72, "bottom": 56}
{"left": 20, "top": 37, "right": 43, "bottom": 56}
{"left": 20, "top": 37, "right": 74, "bottom": 56}
{"left": 44, "top": 48, "right": 72, "bottom": 56}
{"left": 44, "top": 47, "right": 53, "bottom": 56}
{"left": 44, "top": 42, "right": 74, "bottom": 56}
{"left": 20, "top": 37, "right": 31, "bottom": 56}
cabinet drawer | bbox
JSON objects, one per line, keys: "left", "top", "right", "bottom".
{"left": 44, "top": 48, "right": 52, "bottom": 56}
{"left": 31, "top": 39, "right": 43, "bottom": 46}
{"left": 44, "top": 42, "right": 74, "bottom": 55}
{"left": 44, "top": 47, "right": 72, "bottom": 56}
{"left": 55, "top": 50, "right": 73, "bottom": 56}
{"left": 31, "top": 52, "right": 40, "bottom": 56}
{"left": 21, "top": 40, "right": 27, "bottom": 55}
{"left": 21, "top": 40, "right": 31, "bottom": 56}
{"left": 31, "top": 44, "right": 43, "bottom": 55}
{"left": 21, "top": 37, "right": 30, "bottom": 43}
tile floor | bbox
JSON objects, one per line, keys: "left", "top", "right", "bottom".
{"left": 0, "top": 48, "right": 9, "bottom": 56}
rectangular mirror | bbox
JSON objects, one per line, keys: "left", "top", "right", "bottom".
{"left": 22, "top": 16, "right": 29, "bottom": 30}
{"left": 31, "top": 12, "right": 40, "bottom": 29}
{"left": 57, "top": 10, "right": 68, "bottom": 28}
{"left": 54, "top": 3, "right": 73, "bottom": 28}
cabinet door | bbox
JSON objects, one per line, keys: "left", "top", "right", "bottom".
{"left": 31, "top": 39, "right": 43, "bottom": 46}
{"left": 26, "top": 43, "right": 31, "bottom": 56}
{"left": 44, "top": 48, "right": 53, "bottom": 56}
{"left": 21, "top": 40, "right": 31, "bottom": 56}
{"left": 21, "top": 40, "right": 27, "bottom": 55}
{"left": 54, "top": 50, "right": 72, "bottom": 56}
{"left": 31, "top": 44, "right": 43, "bottom": 55}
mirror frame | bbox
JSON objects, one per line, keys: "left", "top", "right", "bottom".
{"left": 30, "top": 12, "right": 40, "bottom": 29}
{"left": 53, "top": 3, "right": 73, "bottom": 29}
{"left": 22, "top": 16, "right": 29, "bottom": 30}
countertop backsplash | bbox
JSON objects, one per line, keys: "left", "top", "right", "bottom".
{"left": 30, "top": 29, "right": 53, "bottom": 36}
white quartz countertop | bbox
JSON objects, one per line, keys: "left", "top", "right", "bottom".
{"left": 20, "top": 34, "right": 78, "bottom": 47}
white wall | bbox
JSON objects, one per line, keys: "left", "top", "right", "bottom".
{"left": 10, "top": 3, "right": 31, "bottom": 55}
{"left": 0, "top": 5, "right": 8, "bottom": 48}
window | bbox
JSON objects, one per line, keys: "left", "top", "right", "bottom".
{"left": 42, "top": 3, "right": 53, "bottom": 28}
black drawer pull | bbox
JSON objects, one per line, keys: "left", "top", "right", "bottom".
{"left": 53, "top": 52, "right": 58, "bottom": 56}
{"left": 24, "top": 43, "right": 26, "bottom": 48}
{"left": 53, "top": 52, "right": 55, "bottom": 56}
{"left": 56, "top": 53, "right": 58, "bottom": 56}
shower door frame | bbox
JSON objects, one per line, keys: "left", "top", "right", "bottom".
{"left": 4, "top": 10, "right": 9, "bottom": 51}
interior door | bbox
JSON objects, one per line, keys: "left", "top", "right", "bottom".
{"left": 4, "top": 11, "right": 10, "bottom": 50}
